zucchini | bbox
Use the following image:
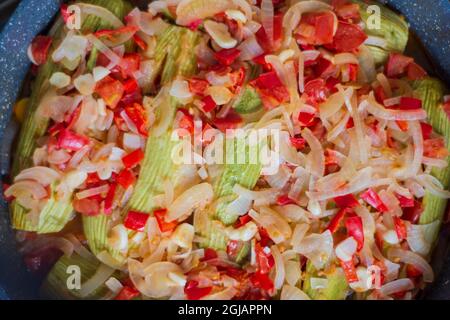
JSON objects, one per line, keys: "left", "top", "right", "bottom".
{"left": 232, "top": 86, "right": 262, "bottom": 114}
{"left": 302, "top": 262, "right": 349, "bottom": 300}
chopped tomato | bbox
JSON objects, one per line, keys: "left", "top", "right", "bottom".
{"left": 214, "top": 48, "right": 241, "bottom": 66}
{"left": 340, "top": 258, "right": 359, "bottom": 283}
{"left": 407, "top": 62, "right": 427, "bottom": 80}
{"left": 57, "top": 129, "right": 89, "bottom": 152}
{"left": 124, "top": 211, "right": 149, "bottom": 231}
{"left": 29, "top": 36, "right": 52, "bottom": 66}
{"left": 153, "top": 208, "right": 177, "bottom": 232}
{"left": 345, "top": 216, "right": 364, "bottom": 251}
{"left": 124, "top": 103, "right": 148, "bottom": 136}
{"left": 360, "top": 188, "right": 388, "bottom": 212}
{"left": 250, "top": 271, "right": 274, "bottom": 292}
{"left": 114, "top": 286, "right": 140, "bottom": 300}
{"left": 213, "top": 111, "right": 243, "bottom": 132}
{"left": 290, "top": 136, "right": 306, "bottom": 149}
{"left": 73, "top": 198, "right": 101, "bottom": 216}
{"left": 276, "top": 195, "right": 296, "bottom": 206}
{"left": 298, "top": 111, "right": 317, "bottom": 127}
{"left": 423, "top": 138, "right": 449, "bottom": 159}
{"left": 103, "top": 183, "right": 116, "bottom": 215}
{"left": 234, "top": 214, "right": 252, "bottom": 228}
{"left": 120, "top": 53, "right": 141, "bottom": 79}
{"left": 402, "top": 200, "right": 423, "bottom": 224}
{"left": 184, "top": 280, "right": 212, "bottom": 300}
{"left": 95, "top": 76, "right": 125, "bottom": 109}
{"left": 393, "top": 216, "right": 407, "bottom": 241}
{"left": 122, "top": 149, "right": 144, "bottom": 169}
{"left": 188, "top": 78, "right": 209, "bottom": 96}
{"left": 420, "top": 122, "right": 433, "bottom": 140}
{"left": 385, "top": 53, "right": 413, "bottom": 78}
{"left": 116, "top": 169, "right": 136, "bottom": 189}
{"left": 201, "top": 95, "right": 217, "bottom": 112}
{"left": 334, "top": 194, "right": 359, "bottom": 208}
{"left": 255, "top": 243, "right": 275, "bottom": 274}
{"left": 326, "top": 21, "right": 367, "bottom": 53}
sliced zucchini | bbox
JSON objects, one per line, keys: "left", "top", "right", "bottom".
{"left": 302, "top": 262, "right": 349, "bottom": 300}
{"left": 232, "top": 86, "right": 262, "bottom": 114}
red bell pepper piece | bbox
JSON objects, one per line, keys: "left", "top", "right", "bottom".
{"left": 396, "top": 120, "right": 409, "bottom": 132}
{"left": 374, "top": 85, "right": 387, "bottom": 104}
{"left": 255, "top": 243, "right": 275, "bottom": 274}
{"left": 122, "top": 149, "right": 144, "bottom": 169}
{"left": 385, "top": 53, "right": 413, "bottom": 78}
{"left": 255, "top": 13, "right": 283, "bottom": 53}
{"left": 258, "top": 227, "right": 273, "bottom": 247}
{"left": 335, "top": 3, "right": 361, "bottom": 20}
{"left": 133, "top": 34, "right": 147, "bottom": 51}
{"left": 327, "top": 208, "right": 349, "bottom": 233}
{"left": 298, "top": 111, "right": 317, "bottom": 127}
{"left": 252, "top": 71, "right": 284, "bottom": 90}
{"left": 123, "top": 77, "right": 139, "bottom": 94}
{"left": 188, "top": 78, "right": 209, "bottom": 96}
{"left": 116, "top": 169, "right": 136, "bottom": 189}
{"left": 124, "top": 210, "right": 149, "bottom": 231}
{"left": 304, "top": 78, "right": 329, "bottom": 104}
{"left": 201, "top": 95, "right": 217, "bottom": 112}
{"left": 406, "top": 264, "right": 423, "bottom": 278}
{"left": 407, "top": 62, "right": 427, "bottom": 80}
{"left": 95, "top": 76, "right": 124, "bottom": 109}
{"left": 214, "top": 48, "right": 241, "bottom": 66}
{"left": 420, "top": 122, "right": 433, "bottom": 140}
{"left": 213, "top": 111, "right": 243, "bottom": 132}
{"left": 250, "top": 271, "right": 274, "bottom": 292}
{"left": 153, "top": 208, "right": 178, "bottom": 232}
{"left": 114, "top": 285, "right": 140, "bottom": 300}
{"left": 124, "top": 103, "right": 148, "bottom": 136}
{"left": 395, "top": 194, "right": 415, "bottom": 208}
{"left": 340, "top": 259, "right": 359, "bottom": 283}
{"left": 424, "top": 138, "right": 449, "bottom": 159}
{"left": 334, "top": 194, "right": 359, "bottom": 208}
{"left": 119, "top": 53, "right": 141, "bottom": 78}
{"left": 360, "top": 188, "right": 388, "bottom": 212}
{"left": 202, "top": 248, "right": 218, "bottom": 261}
{"left": 402, "top": 200, "right": 423, "bottom": 224}
{"left": 187, "top": 19, "right": 203, "bottom": 31}
{"left": 345, "top": 216, "right": 364, "bottom": 251}
{"left": 253, "top": 54, "right": 272, "bottom": 71}
{"left": 398, "top": 97, "right": 422, "bottom": 110}
{"left": 57, "top": 129, "right": 89, "bottom": 152}
{"left": 234, "top": 214, "right": 252, "bottom": 228}
{"left": 326, "top": 21, "right": 367, "bottom": 53}
{"left": 73, "top": 198, "right": 101, "bottom": 216}
{"left": 290, "top": 136, "right": 306, "bottom": 150}
{"left": 184, "top": 280, "right": 212, "bottom": 300}
{"left": 346, "top": 117, "right": 355, "bottom": 129}
{"left": 314, "top": 57, "right": 336, "bottom": 79}
{"left": 393, "top": 216, "right": 407, "bottom": 241}
{"left": 297, "top": 12, "right": 335, "bottom": 46}
{"left": 226, "top": 240, "right": 241, "bottom": 259}
{"left": 276, "top": 195, "right": 296, "bottom": 206}
{"left": 103, "top": 183, "right": 116, "bottom": 215}
{"left": 29, "top": 35, "right": 52, "bottom": 66}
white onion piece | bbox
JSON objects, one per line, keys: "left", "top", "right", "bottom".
{"left": 78, "top": 263, "right": 115, "bottom": 298}
{"left": 76, "top": 184, "right": 109, "bottom": 200}
{"left": 166, "top": 183, "right": 213, "bottom": 222}
{"left": 105, "top": 277, "right": 123, "bottom": 294}
{"left": 383, "top": 96, "right": 402, "bottom": 107}
{"left": 376, "top": 73, "right": 392, "bottom": 98}
{"left": 275, "top": 205, "right": 310, "bottom": 224}
{"left": 6, "top": 180, "right": 48, "bottom": 200}
{"left": 108, "top": 224, "right": 129, "bottom": 252}
{"left": 225, "top": 195, "right": 252, "bottom": 217}
{"left": 294, "top": 230, "right": 333, "bottom": 269}
{"left": 407, "top": 220, "right": 440, "bottom": 256}
{"left": 170, "top": 80, "right": 193, "bottom": 100}
{"left": 357, "top": 45, "right": 376, "bottom": 83}
{"left": 123, "top": 133, "right": 141, "bottom": 151}
{"left": 379, "top": 278, "right": 414, "bottom": 297}
{"left": 271, "top": 245, "right": 285, "bottom": 290}
{"left": 365, "top": 94, "right": 427, "bottom": 121}
{"left": 423, "top": 157, "right": 448, "bottom": 168}
{"left": 334, "top": 53, "right": 359, "bottom": 65}
{"left": 335, "top": 237, "right": 357, "bottom": 262}
{"left": 52, "top": 33, "right": 88, "bottom": 62}
{"left": 280, "top": 285, "right": 311, "bottom": 300}
{"left": 93, "top": 66, "right": 110, "bottom": 82}
{"left": 364, "top": 35, "right": 388, "bottom": 49}
{"left": 284, "top": 260, "right": 301, "bottom": 286}
{"left": 15, "top": 166, "right": 60, "bottom": 186}
{"left": 204, "top": 20, "right": 237, "bottom": 49}
{"left": 77, "top": 3, "right": 124, "bottom": 29}
{"left": 310, "top": 277, "right": 329, "bottom": 290}
{"left": 49, "top": 72, "right": 71, "bottom": 88}
{"left": 291, "top": 223, "right": 310, "bottom": 249}
{"left": 387, "top": 248, "right": 434, "bottom": 282}
{"left": 202, "top": 287, "right": 238, "bottom": 300}
{"left": 319, "top": 90, "right": 345, "bottom": 120}
{"left": 175, "top": 0, "right": 233, "bottom": 26}
{"left": 48, "top": 149, "right": 71, "bottom": 165}
{"left": 261, "top": 0, "right": 274, "bottom": 46}
{"left": 74, "top": 74, "right": 95, "bottom": 96}
{"left": 302, "top": 128, "right": 325, "bottom": 177}
{"left": 415, "top": 174, "right": 450, "bottom": 198}
{"left": 249, "top": 207, "right": 292, "bottom": 244}
{"left": 86, "top": 34, "right": 121, "bottom": 70}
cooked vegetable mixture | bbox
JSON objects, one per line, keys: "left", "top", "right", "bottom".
{"left": 5, "top": 0, "right": 450, "bottom": 300}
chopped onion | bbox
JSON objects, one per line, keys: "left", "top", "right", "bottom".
{"left": 74, "top": 74, "right": 95, "bottom": 96}
{"left": 387, "top": 248, "right": 434, "bottom": 282}
{"left": 334, "top": 53, "right": 359, "bottom": 65}
{"left": 302, "top": 128, "right": 325, "bottom": 177}
{"left": 52, "top": 33, "right": 88, "bottom": 63}
{"left": 261, "top": 0, "right": 274, "bottom": 47}
{"left": 310, "top": 277, "right": 329, "bottom": 290}
{"left": 15, "top": 166, "right": 60, "bottom": 186}
{"left": 167, "top": 183, "right": 213, "bottom": 222}
{"left": 49, "top": 72, "right": 71, "bottom": 88}
{"left": 175, "top": 0, "right": 232, "bottom": 26}
{"left": 271, "top": 245, "right": 285, "bottom": 290}
{"left": 77, "top": 3, "right": 124, "bottom": 29}
{"left": 379, "top": 278, "right": 414, "bottom": 297}
{"left": 365, "top": 93, "right": 427, "bottom": 121}
{"left": 76, "top": 184, "right": 109, "bottom": 200}
{"left": 280, "top": 285, "right": 311, "bottom": 300}
{"left": 6, "top": 180, "right": 48, "bottom": 200}
{"left": 415, "top": 174, "right": 450, "bottom": 198}
{"left": 93, "top": 66, "right": 110, "bottom": 82}
{"left": 204, "top": 20, "right": 237, "bottom": 49}
{"left": 284, "top": 260, "right": 301, "bottom": 286}
{"left": 407, "top": 220, "right": 440, "bottom": 256}
{"left": 335, "top": 237, "right": 358, "bottom": 262}
{"left": 170, "top": 79, "right": 193, "bottom": 100}
{"left": 108, "top": 224, "right": 129, "bottom": 252}
{"left": 105, "top": 277, "right": 123, "bottom": 294}
{"left": 249, "top": 207, "right": 292, "bottom": 244}
{"left": 293, "top": 230, "right": 333, "bottom": 269}
{"left": 226, "top": 195, "right": 252, "bottom": 217}
{"left": 86, "top": 34, "right": 121, "bottom": 70}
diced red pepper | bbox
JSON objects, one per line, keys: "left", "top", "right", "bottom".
{"left": 73, "top": 198, "right": 101, "bottom": 216}
{"left": 202, "top": 248, "right": 218, "bottom": 261}
{"left": 187, "top": 19, "right": 203, "bottom": 31}
{"left": 374, "top": 85, "right": 387, "bottom": 104}
{"left": 326, "top": 21, "right": 367, "bottom": 53}
{"left": 124, "top": 210, "right": 149, "bottom": 231}
{"left": 255, "top": 13, "right": 283, "bottom": 53}
{"left": 184, "top": 280, "right": 212, "bottom": 300}
{"left": 122, "top": 149, "right": 144, "bottom": 169}
{"left": 234, "top": 214, "right": 252, "bottom": 228}
{"left": 360, "top": 188, "right": 388, "bottom": 212}
{"left": 226, "top": 240, "right": 241, "bottom": 259}
{"left": 253, "top": 54, "right": 272, "bottom": 71}
{"left": 119, "top": 53, "right": 141, "bottom": 78}
{"left": 297, "top": 12, "right": 335, "bottom": 46}
{"left": 385, "top": 53, "right": 413, "bottom": 78}
{"left": 60, "top": 4, "right": 72, "bottom": 23}
{"left": 188, "top": 78, "right": 209, "bottom": 96}
{"left": 95, "top": 76, "right": 124, "bottom": 109}
{"left": 424, "top": 138, "right": 449, "bottom": 159}
{"left": 258, "top": 227, "right": 273, "bottom": 247}
{"left": 420, "top": 122, "right": 433, "bottom": 140}
{"left": 398, "top": 97, "right": 422, "bottom": 110}
{"left": 393, "top": 216, "right": 407, "bottom": 241}
{"left": 116, "top": 169, "right": 136, "bottom": 189}
{"left": 114, "top": 286, "right": 140, "bottom": 300}
{"left": 276, "top": 195, "right": 296, "bottom": 206}
{"left": 252, "top": 71, "right": 284, "bottom": 90}
{"left": 290, "top": 136, "right": 306, "bottom": 150}
{"left": 153, "top": 208, "right": 178, "bottom": 232}
{"left": 255, "top": 243, "right": 275, "bottom": 274}
{"left": 402, "top": 200, "right": 423, "bottom": 224}
{"left": 327, "top": 208, "right": 349, "bottom": 233}
{"left": 213, "top": 111, "right": 243, "bottom": 132}
{"left": 348, "top": 63, "right": 358, "bottom": 82}
{"left": 346, "top": 117, "right": 355, "bottom": 129}
{"left": 314, "top": 57, "right": 336, "bottom": 79}
{"left": 124, "top": 103, "right": 148, "bottom": 136}
{"left": 133, "top": 34, "right": 148, "bottom": 51}
{"left": 340, "top": 259, "right": 359, "bottom": 283}
{"left": 406, "top": 264, "right": 423, "bottom": 278}
{"left": 345, "top": 216, "right": 364, "bottom": 251}
{"left": 123, "top": 77, "right": 139, "bottom": 94}
{"left": 396, "top": 120, "right": 409, "bottom": 132}
{"left": 407, "top": 62, "right": 427, "bottom": 80}
{"left": 250, "top": 271, "right": 274, "bottom": 292}
{"left": 304, "top": 78, "right": 329, "bottom": 104}
{"left": 103, "top": 183, "right": 116, "bottom": 215}
{"left": 57, "top": 129, "right": 89, "bottom": 152}
{"left": 214, "top": 48, "right": 241, "bottom": 66}
{"left": 29, "top": 36, "right": 52, "bottom": 66}
{"left": 395, "top": 194, "right": 415, "bottom": 208}
{"left": 334, "top": 194, "right": 359, "bottom": 208}
{"left": 201, "top": 95, "right": 217, "bottom": 113}
{"left": 335, "top": 3, "right": 361, "bottom": 20}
